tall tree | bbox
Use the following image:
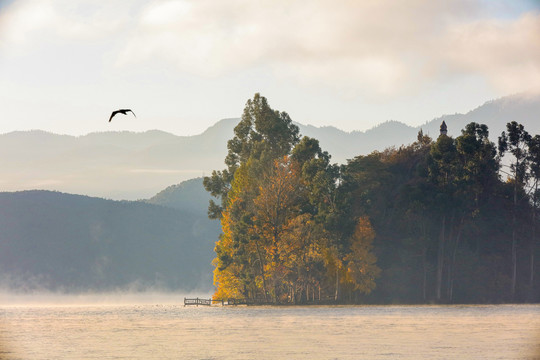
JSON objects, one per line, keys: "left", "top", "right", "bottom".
{"left": 527, "top": 135, "right": 540, "bottom": 299}
{"left": 252, "top": 156, "right": 301, "bottom": 302}
{"left": 498, "top": 121, "right": 531, "bottom": 300}
{"left": 447, "top": 123, "right": 499, "bottom": 301}
{"left": 343, "top": 216, "right": 380, "bottom": 297}
{"left": 428, "top": 132, "right": 458, "bottom": 302}
{"left": 204, "top": 93, "right": 300, "bottom": 219}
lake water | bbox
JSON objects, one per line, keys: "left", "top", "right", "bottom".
{"left": 1, "top": 298, "right": 539, "bottom": 359}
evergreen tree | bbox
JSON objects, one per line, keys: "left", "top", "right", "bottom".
{"left": 499, "top": 121, "right": 531, "bottom": 300}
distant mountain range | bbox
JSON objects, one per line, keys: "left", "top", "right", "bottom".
{"left": 1, "top": 93, "right": 539, "bottom": 200}
{"left": 2, "top": 93, "right": 540, "bottom": 292}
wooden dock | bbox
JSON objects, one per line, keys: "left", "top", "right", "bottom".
{"left": 183, "top": 297, "right": 273, "bottom": 306}
{"left": 183, "top": 297, "right": 224, "bottom": 306}
{"left": 184, "top": 297, "right": 335, "bottom": 306}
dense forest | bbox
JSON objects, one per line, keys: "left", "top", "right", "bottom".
{"left": 204, "top": 93, "right": 540, "bottom": 304}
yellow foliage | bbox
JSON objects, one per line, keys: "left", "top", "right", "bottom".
{"left": 344, "top": 216, "right": 381, "bottom": 294}
{"left": 212, "top": 150, "right": 381, "bottom": 302}
{"left": 212, "top": 166, "right": 251, "bottom": 300}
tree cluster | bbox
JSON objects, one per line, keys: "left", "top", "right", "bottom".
{"left": 205, "top": 94, "right": 540, "bottom": 304}
{"left": 204, "top": 94, "right": 379, "bottom": 304}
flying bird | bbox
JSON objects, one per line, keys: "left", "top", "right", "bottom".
{"left": 109, "top": 109, "right": 136, "bottom": 122}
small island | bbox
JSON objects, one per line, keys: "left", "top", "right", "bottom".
{"left": 203, "top": 93, "right": 540, "bottom": 305}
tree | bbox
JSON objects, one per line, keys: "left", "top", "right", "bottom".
{"left": 252, "top": 156, "right": 301, "bottom": 302}
{"left": 428, "top": 132, "right": 458, "bottom": 302}
{"left": 204, "top": 93, "right": 300, "bottom": 220}
{"left": 526, "top": 135, "right": 540, "bottom": 299}
{"left": 447, "top": 123, "right": 499, "bottom": 301}
{"left": 343, "top": 216, "right": 380, "bottom": 296}
{"left": 212, "top": 163, "right": 258, "bottom": 300}
{"left": 498, "top": 121, "right": 531, "bottom": 300}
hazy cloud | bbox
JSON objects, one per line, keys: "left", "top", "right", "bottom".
{"left": 442, "top": 12, "right": 540, "bottom": 93}
{"left": 109, "top": 0, "right": 540, "bottom": 97}
{"left": 2, "top": 0, "right": 538, "bottom": 95}
{"left": 0, "top": 0, "right": 538, "bottom": 122}
{"left": 0, "top": 0, "right": 129, "bottom": 50}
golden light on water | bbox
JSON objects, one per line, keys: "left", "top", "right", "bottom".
{"left": 1, "top": 303, "right": 539, "bottom": 359}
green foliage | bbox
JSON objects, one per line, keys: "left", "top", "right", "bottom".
{"left": 206, "top": 94, "right": 379, "bottom": 303}
{"left": 344, "top": 124, "right": 539, "bottom": 304}
{"left": 205, "top": 95, "right": 540, "bottom": 304}
{"left": 204, "top": 93, "right": 300, "bottom": 220}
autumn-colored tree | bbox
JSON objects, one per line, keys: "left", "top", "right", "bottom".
{"left": 208, "top": 94, "right": 380, "bottom": 303}
{"left": 212, "top": 164, "right": 256, "bottom": 300}
{"left": 204, "top": 93, "right": 299, "bottom": 220}
{"left": 280, "top": 213, "right": 328, "bottom": 303}
{"left": 343, "top": 216, "right": 380, "bottom": 295}
{"left": 252, "top": 156, "right": 301, "bottom": 302}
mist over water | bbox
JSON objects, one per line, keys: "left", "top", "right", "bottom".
{"left": 0, "top": 291, "right": 212, "bottom": 307}
{"left": 1, "top": 300, "right": 539, "bottom": 359}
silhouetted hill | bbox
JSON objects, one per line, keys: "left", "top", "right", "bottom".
{"left": 299, "top": 120, "right": 418, "bottom": 161}
{"left": 145, "top": 177, "right": 212, "bottom": 215}
{"left": 0, "top": 190, "right": 218, "bottom": 292}
{"left": 1, "top": 94, "right": 539, "bottom": 199}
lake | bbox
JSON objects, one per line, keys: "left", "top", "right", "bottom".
{"left": 1, "top": 298, "right": 539, "bottom": 359}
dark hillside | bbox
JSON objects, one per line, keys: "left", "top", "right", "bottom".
{"left": 0, "top": 191, "right": 217, "bottom": 292}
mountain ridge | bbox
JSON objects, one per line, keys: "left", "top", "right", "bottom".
{"left": 1, "top": 93, "right": 539, "bottom": 199}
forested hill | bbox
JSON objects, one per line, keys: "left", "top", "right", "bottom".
{"left": 145, "top": 177, "right": 212, "bottom": 215}
{"left": 0, "top": 190, "right": 218, "bottom": 292}
{"left": 1, "top": 93, "right": 539, "bottom": 200}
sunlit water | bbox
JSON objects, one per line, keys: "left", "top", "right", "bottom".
{"left": 1, "top": 300, "right": 539, "bottom": 359}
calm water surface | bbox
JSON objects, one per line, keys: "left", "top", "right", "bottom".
{"left": 1, "top": 302, "right": 539, "bottom": 359}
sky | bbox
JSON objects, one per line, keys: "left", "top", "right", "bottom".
{"left": 0, "top": 0, "right": 539, "bottom": 136}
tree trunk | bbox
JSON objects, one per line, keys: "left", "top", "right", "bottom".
{"left": 436, "top": 215, "right": 446, "bottom": 302}
{"left": 448, "top": 216, "right": 464, "bottom": 302}
{"left": 511, "top": 220, "right": 517, "bottom": 300}
{"left": 511, "top": 177, "right": 518, "bottom": 301}
{"left": 422, "top": 247, "right": 428, "bottom": 302}
{"left": 254, "top": 240, "right": 269, "bottom": 302}
{"left": 335, "top": 265, "right": 339, "bottom": 302}
{"left": 530, "top": 244, "right": 535, "bottom": 298}
{"left": 530, "top": 183, "right": 537, "bottom": 300}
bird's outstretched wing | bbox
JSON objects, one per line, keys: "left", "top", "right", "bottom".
{"left": 109, "top": 110, "right": 121, "bottom": 122}
{"left": 108, "top": 109, "right": 136, "bottom": 122}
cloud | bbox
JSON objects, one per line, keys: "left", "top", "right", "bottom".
{"left": 442, "top": 12, "right": 540, "bottom": 93}
{"left": 2, "top": 0, "right": 539, "bottom": 97}
{"left": 0, "top": 0, "right": 130, "bottom": 49}
{"left": 114, "top": 0, "right": 539, "bottom": 97}
{"left": 0, "top": 1, "right": 56, "bottom": 45}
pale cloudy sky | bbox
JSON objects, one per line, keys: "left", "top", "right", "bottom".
{"left": 0, "top": 0, "right": 539, "bottom": 136}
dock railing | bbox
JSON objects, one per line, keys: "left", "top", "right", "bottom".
{"left": 184, "top": 298, "right": 225, "bottom": 306}
{"left": 184, "top": 296, "right": 336, "bottom": 306}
